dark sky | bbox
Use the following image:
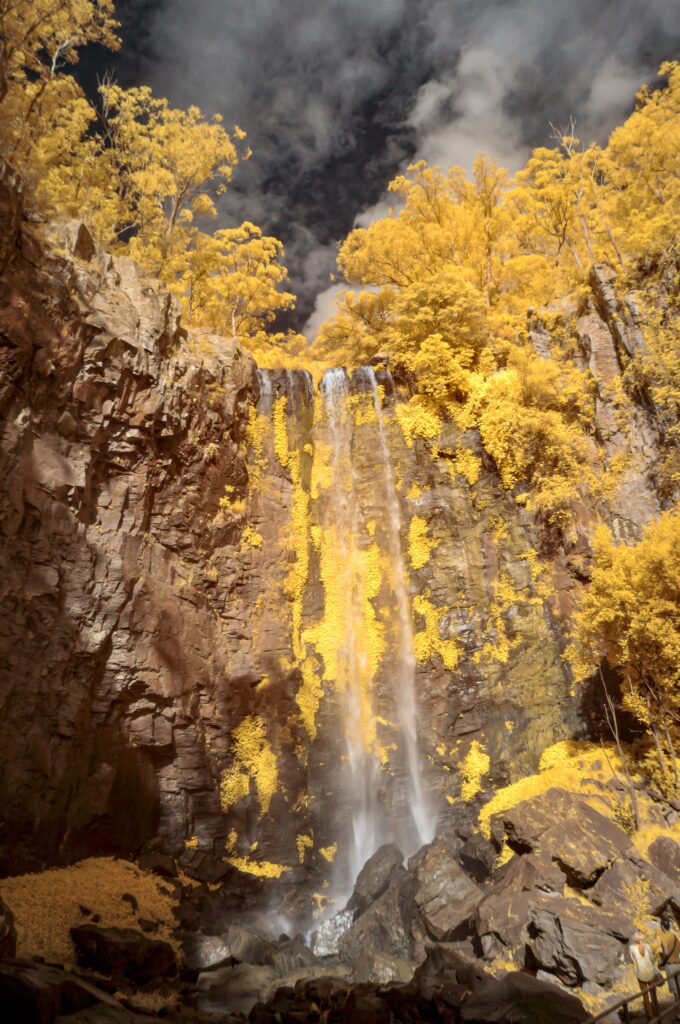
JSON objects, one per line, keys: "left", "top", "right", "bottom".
{"left": 81, "top": 0, "right": 680, "bottom": 333}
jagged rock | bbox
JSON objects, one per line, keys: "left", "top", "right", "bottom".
{"left": 527, "top": 898, "right": 628, "bottom": 986}
{"left": 354, "top": 948, "right": 416, "bottom": 984}
{"left": 648, "top": 836, "right": 680, "bottom": 885}
{"left": 196, "top": 961, "right": 276, "bottom": 1014}
{"left": 338, "top": 868, "right": 412, "bottom": 963}
{"left": 0, "top": 958, "right": 125, "bottom": 1024}
{"left": 261, "top": 964, "right": 350, "bottom": 1001}
{"left": 137, "top": 851, "right": 177, "bottom": 878}
{"left": 459, "top": 832, "right": 498, "bottom": 882}
{"left": 70, "top": 925, "right": 177, "bottom": 983}
{"left": 461, "top": 969, "right": 588, "bottom": 1023}
{"left": 312, "top": 909, "right": 353, "bottom": 957}
{"left": 225, "top": 924, "right": 277, "bottom": 966}
{"left": 408, "top": 837, "right": 483, "bottom": 943}
{"left": 476, "top": 886, "right": 535, "bottom": 958}
{"left": 412, "top": 942, "right": 490, "bottom": 998}
{"left": 343, "top": 989, "right": 393, "bottom": 1024}
{"left": 490, "top": 789, "right": 630, "bottom": 867}
{"left": 270, "top": 934, "right": 317, "bottom": 974}
{"left": 490, "top": 789, "right": 631, "bottom": 885}
{"left": 590, "top": 852, "right": 679, "bottom": 915}
{"left": 346, "top": 843, "right": 404, "bottom": 916}
{"left": 0, "top": 895, "right": 17, "bottom": 957}
{"left": 182, "top": 933, "right": 233, "bottom": 973}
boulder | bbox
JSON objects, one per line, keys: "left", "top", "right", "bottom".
{"left": 409, "top": 838, "right": 483, "bottom": 942}
{"left": 346, "top": 843, "right": 404, "bottom": 916}
{"left": 353, "top": 948, "right": 416, "bottom": 984}
{"left": 261, "top": 964, "right": 350, "bottom": 1001}
{"left": 459, "top": 832, "right": 498, "bottom": 882}
{"left": 527, "top": 898, "right": 628, "bottom": 986}
{"left": 648, "top": 836, "right": 680, "bottom": 885}
{"left": 70, "top": 925, "right": 177, "bottom": 983}
{"left": 540, "top": 810, "right": 631, "bottom": 886}
{"left": 491, "top": 848, "right": 565, "bottom": 894}
{"left": 137, "top": 851, "right": 177, "bottom": 879}
{"left": 461, "top": 969, "right": 588, "bottom": 1023}
{"left": 0, "top": 958, "right": 124, "bottom": 1024}
{"left": 226, "top": 924, "right": 276, "bottom": 966}
{"left": 196, "top": 961, "right": 275, "bottom": 1014}
{"left": 590, "top": 853, "right": 679, "bottom": 916}
{"left": 490, "top": 789, "right": 631, "bottom": 884}
{"left": 413, "top": 942, "right": 490, "bottom": 998}
{"left": 181, "top": 933, "right": 233, "bottom": 973}
{"left": 476, "top": 887, "right": 534, "bottom": 959}
{"left": 270, "top": 934, "right": 318, "bottom": 975}
{"left": 312, "top": 909, "right": 353, "bottom": 957}
{"left": 338, "top": 868, "right": 412, "bottom": 963}
{"left": 340, "top": 988, "right": 392, "bottom": 1024}
{"left": 0, "top": 894, "right": 17, "bottom": 957}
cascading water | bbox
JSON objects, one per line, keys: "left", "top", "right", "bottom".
{"left": 317, "top": 366, "right": 435, "bottom": 890}
{"left": 320, "top": 368, "right": 382, "bottom": 881}
{"left": 367, "top": 369, "right": 435, "bottom": 849}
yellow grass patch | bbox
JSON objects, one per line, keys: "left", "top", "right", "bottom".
{"left": 0, "top": 857, "right": 178, "bottom": 965}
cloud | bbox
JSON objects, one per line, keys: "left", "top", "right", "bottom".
{"left": 114, "top": 0, "right": 680, "bottom": 324}
{"left": 303, "top": 283, "right": 346, "bottom": 340}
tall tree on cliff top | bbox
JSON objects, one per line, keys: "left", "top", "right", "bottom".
{"left": 0, "top": 3, "right": 295, "bottom": 351}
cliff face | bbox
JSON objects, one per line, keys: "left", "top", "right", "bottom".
{"left": 0, "top": 164, "right": 664, "bottom": 911}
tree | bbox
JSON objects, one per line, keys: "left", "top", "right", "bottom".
{"left": 178, "top": 222, "right": 295, "bottom": 348}
{"left": 567, "top": 509, "right": 680, "bottom": 793}
{"left": 0, "top": 0, "right": 118, "bottom": 105}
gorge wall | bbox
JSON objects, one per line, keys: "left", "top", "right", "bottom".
{"left": 0, "top": 163, "right": 664, "bottom": 922}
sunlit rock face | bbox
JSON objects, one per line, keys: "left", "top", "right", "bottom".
{"left": 0, "top": 167, "right": 662, "bottom": 921}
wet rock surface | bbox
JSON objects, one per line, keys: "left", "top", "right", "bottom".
{"left": 70, "top": 925, "right": 177, "bottom": 983}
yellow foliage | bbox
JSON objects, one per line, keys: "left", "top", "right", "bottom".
{"left": 273, "top": 395, "right": 290, "bottom": 467}
{"left": 0, "top": 858, "right": 176, "bottom": 964}
{"left": 241, "top": 525, "right": 263, "bottom": 549}
{"left": 567, "top": 507, "right": 680, "bottom": 789}
{"left": 460, "top": 740, "right": 491, "bottom": 801}
{"left": 413, "top": 594, "right": 460, "bottom": 671}
{"left": 223, "top": 855, "right": 290, "bottom": 879}
{"left": 319, "top": 843, "right": 338, "bottom": 863}
{"left": 455, "top": 447, "right": 482, "bottom": 486}
{"left": 408, "top": 516, "right": 438, "bottom": 570}
{"left": 479, "top": 740, "right": 623, "bottom": 839}
{"left": 220, "top": 715, "right": 279, "bottom": 815}
{"left": 296, "top": 833, "right": 314, "bottom": 864}
{"left": 394, "top": 398, "right": 442, "bottom": 449}
{"left": 296, "top": 656, "right": 323, "bottom": 740}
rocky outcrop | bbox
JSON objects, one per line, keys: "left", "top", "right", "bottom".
{"left": 0, "top": 165, "right": 672, "bottom": 918}
{"left": 0, "top": 896, "right": 16, "bottom": 957}
{"left": 70, "top": 925, "right": 177, "bottom": 983}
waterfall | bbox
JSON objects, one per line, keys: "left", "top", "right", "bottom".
{"left": 315, "top": 366, "right": 435, "bottom": 890}
{"left": 256, "top": 368, "right": 275, "bottom": 412}
{"left": 366, "top": 369, "right": 435, "bottom": 849}
{"left": 320, "top": 368, "right": 382, "bottom": 881}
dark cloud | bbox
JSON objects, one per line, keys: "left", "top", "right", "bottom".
{"left": 92, "top": 0, "right": 680, "bottom": 329}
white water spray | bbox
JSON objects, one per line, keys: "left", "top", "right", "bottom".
{"left": 366, "top": 369, "right": 436, "bottom": 849}
{"left": 321, "top": 368, "right": 382, "bottom": 881}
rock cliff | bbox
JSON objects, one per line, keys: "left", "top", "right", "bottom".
{"left": 0, "top": 162, "right": 665, "bottom": 917}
